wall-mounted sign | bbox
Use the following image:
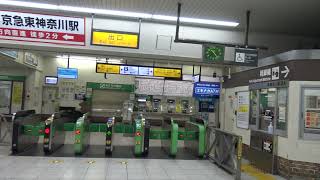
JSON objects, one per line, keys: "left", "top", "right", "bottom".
{"left": 0, "top": 10, "right": 85, "bottom": 46}
{"left": 91, "top": 29, "right": 139, "bottom": 49}
{"left": 203, "top": 45, "right": 225, "bottom": 62}
{"left": 236, "top": 91, "right": 250, "bottom": 129}
{"left": 24, "top": 52, "right": 38, "bottom": 67}
{"left": 86, "top": 82, "right": 135, "bottom": 92}
{"left": 0, "top": 49, "right": 18, "bottom": 59}
{"left": 193, "top": 82, "right": 220, "bottom": 98}
{"left": 138, "top": 67, "right": 153, "bottom": 76}
{"left": 120, "top": 65, "right": 139, "bottom": 75}
{"left": 234, "top": 48, "right": 258, "bottom": 66}
{"left": 96, "top": 63, "right": 120, "bottom": 74}
{"left": 154, "top": 68, "right": 182, "bottom": 79}
{"left": 249, "top": 65, "right": 290, "bottom": 84}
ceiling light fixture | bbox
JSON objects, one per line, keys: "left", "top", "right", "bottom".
{"left": 0, "top": 0, "right": 239, "bottom": 27}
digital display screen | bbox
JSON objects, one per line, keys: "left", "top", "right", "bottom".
{"left": 57, "top": 67, "right": 78, "bottom": 79}
{"left": 138, "top": 67, "right": 153, "bottom": 76}
{"left": 120, "top": 65, "right": 139, "bottom": 75}
{"left": 45, "top": 76, "right": 58, "bottom": 85}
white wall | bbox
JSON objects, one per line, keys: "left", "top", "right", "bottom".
{"left": 220, "top": 86, "right": 251, "bottom": 145}
{"left": 277, "top": 81, "right": 320, "bottom": 163}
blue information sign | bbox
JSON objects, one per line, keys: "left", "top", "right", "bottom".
{"left": 193, "top": 82, "right": 220, "bottom": 98}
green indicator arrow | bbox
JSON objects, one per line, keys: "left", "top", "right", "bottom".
{"left": 106, "top": 131, "right": 112, "bottom": 136}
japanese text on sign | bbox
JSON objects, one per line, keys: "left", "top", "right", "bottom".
{"left": 0, "top": 10, "right": 85, "bottom": 46}
{"left": 92, "top": 30, "right": 139, "bottom": 48}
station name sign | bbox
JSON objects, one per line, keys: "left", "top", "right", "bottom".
{"left": 91, "top": 29, "right": 139, "bottom": 49}
{"left": 0, "top": 10, "right": 85, "bottom": 46}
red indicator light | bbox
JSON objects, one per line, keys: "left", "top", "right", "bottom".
{"left": 39, "top": 129, "right": 43, "bottom": 133}
{"left": 136, "top": 132, "right": 141, "bottom": 136}
{"left": 179, "top": 134, "right": 184, "bottom": 138}
{"left": 44, "top": 128, "right": 50, "bottom": 134}
{"left": 75, "top": 130, "right": 81, "bottom": 135}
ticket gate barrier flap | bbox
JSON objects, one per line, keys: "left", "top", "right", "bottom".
{"left": 74, "top": 114, "right": 90, "bottom": 154}
{"left": 149, "top": 129, "right": 170, "bottom": 140}
{"left": 12, "top": 112, "right": 49, "bottom": 154}
{"left": 64, "top": 123, "right": 76, "bottom": 131}
{"left": 184, "top": 121, "right": 206, "bottom": 157}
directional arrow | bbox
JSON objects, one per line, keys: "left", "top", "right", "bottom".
{"left": 281, "top": 66, "right": 290, "bottom": 78}
{"left": 62, "top": 34, "right": 74, "bottom": 40}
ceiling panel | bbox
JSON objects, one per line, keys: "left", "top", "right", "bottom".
{"left": 7, "top": 0, "right": 320, "bottom": 36}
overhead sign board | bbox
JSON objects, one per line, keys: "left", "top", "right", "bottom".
{"left": 96, "top": 63, "right": 120, "bottom": 74}
{"left": 249, "top": 65, "right": 290, "bottom": 84}
{"left": 120, "top": 65, "right": 139, "bottom": 75}
{"left": 234, "top": 48, "right": 258, "bottom": 66}
{"left": 0, "top": 10, "right": 85, "bottom": 46}
{"left": 91, "top": 29, "right": 139, "bottom": 49}
{"left": 154, "top": 68, "right": 182, "bottom": 79}
{"left": 193, "top": 82, "right": 220, "bottom": 98}
{"left": 138, "top": 67, "right": 153, "bottom": 76}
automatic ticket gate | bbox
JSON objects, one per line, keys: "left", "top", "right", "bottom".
{"left": 184, "top": 118, "right": 206, "bottom": 158}
{"left": 12, "top": 110, "right": 50, "bottom": 154}
{"left": 131, "top": 114, "right": 150, "bottom": 156}
{"left": 43, "top": 110, "right": 82, "bottom": 154}
{"left": 161, "top": 118, "right": 179, "bottom": 156}
{"left": 105, "top": 117, "right": 114, "bottom": 154}
{"left": 74, "top": 113, "right": 90, "bottom": 154}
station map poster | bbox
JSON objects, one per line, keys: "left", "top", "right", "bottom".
{"left": 193, "top": 82, "right": 220, "bottom": 98}
{"left": 0, "top": 10, "right": 85, "bottom": 46}
{"left": 135, "top": 78, "right": 164, "bottom": 95}
{"left": 163, "top": 80, "right": 194, "bottom": 97}
{"left": 236, "top": 91, "right": 250, "bottom": 129}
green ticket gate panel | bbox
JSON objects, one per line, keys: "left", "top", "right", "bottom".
{"left": 105, "top": 117, "right": 114, "bottom": 154}
{"left": 161, "top": 118, "right": 178, "bottom": 156}
{"left": 184, "top": 120, "right": 206, "bottom": 158}
{"left": 74, "top": 114, "right": 90, "bottom": 154}
{"left": 134, "top": 119, "right": 145, "bottom": 156}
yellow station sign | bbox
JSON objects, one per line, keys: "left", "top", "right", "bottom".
{"left": 96, "top": 63, "right": 120, "bottom": 74}
{"left": 92, "top": 30, "right": 139, "bottom": 48}
{"left": 154, "top": 68, "right": 182, "bottom": 78}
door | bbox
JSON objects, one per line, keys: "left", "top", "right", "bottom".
{"left": 0, "top": 81, "right": 12, "bottom": 114}
{"left": 42, "top": 86, "right": 59, "bottom": 114}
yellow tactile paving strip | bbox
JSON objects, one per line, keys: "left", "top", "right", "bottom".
{"left": 241, "top": 164, "right": 276, "bottom": 180}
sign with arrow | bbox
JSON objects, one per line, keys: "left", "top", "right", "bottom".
{"left": 281, "top": 66, "right": 290, "bottom": 78}
{"left": 0, "top": 10, "right": 85, "bottom": 46}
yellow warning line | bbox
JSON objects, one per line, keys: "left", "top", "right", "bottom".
{"left": 241, "top": 164, "right": 275, "bottom": 180}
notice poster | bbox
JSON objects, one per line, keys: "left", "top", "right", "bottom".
{"left": 11, "top": 81, "right": 23, "bottom": 113}
{"left": 236, "top": 91, "right": 250, "bottom": 129}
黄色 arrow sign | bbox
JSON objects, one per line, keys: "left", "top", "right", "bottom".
{"left": 281, "top": 66, "right": 290, "bottom": 78}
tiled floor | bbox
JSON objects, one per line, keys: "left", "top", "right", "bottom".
{"left": 0, "top": 155, "right": 234, "bottom": 180}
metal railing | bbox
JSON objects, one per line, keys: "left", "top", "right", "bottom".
{"left": 206, "top": 127, "right": 242, "bottom": 180}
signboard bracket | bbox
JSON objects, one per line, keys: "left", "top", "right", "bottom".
{"left": 174, "top": 3, "right": 268, "bottom": 50}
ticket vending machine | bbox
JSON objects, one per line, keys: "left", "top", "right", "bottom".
{"left": 152, "top": 99, "right": 161, "bottom": 112}
{"left": 105, "top": 117, "right": 114, "bottom": 154}
{"left": 167, "top": 99, "right": 176, "bottom": 113}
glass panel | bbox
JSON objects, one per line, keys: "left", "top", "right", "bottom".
{"left": 303, "top": 89, "right": 320, "bottom": 130}
{"left": 0, "top": 81, "right": 12, "bottom": 114}
{"left": 259, "top": 88, "right": 276, "bottom": 131}
{"left": 276, "top": 88, "right": 287, "bottom": 131}
{"left": 250, "top": 90, "right": 258, "bottom": 126}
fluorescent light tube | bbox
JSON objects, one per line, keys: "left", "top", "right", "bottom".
{"left": 0, "top": 0, "right": 58, "bottom": 10}
{"left": 0, "top": 0, "right": 239, "bottom": 27}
